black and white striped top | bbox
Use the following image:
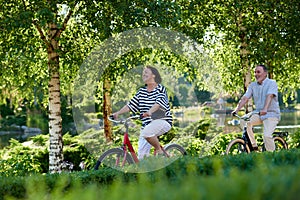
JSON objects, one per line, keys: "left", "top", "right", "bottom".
{"left": 127, "top": 84, "right": 172, "bottom": 127}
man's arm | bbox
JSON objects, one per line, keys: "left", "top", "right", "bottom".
{"left": 232, "top": 96, "right": 249, "bottom": 114}
{"left": 260, "top": 94, "right": 275, "bottom": 115}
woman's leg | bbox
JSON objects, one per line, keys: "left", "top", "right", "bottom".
{"left": 137, "top": 136, "right": 152, "bottom": 159}
{"left": 146, "top": 136, "right": 163, "bottom": 153}
{"left": 141, "top": 119, "right": 171, "bottom": 154}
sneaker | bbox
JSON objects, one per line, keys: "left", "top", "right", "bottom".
{"left": 253, "top": 146, "right": 259, "bottom": 152}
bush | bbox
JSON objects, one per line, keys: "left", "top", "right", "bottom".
{"left": 182, "top": 118, "right": 212, "bottom": 139}
{"left": 1, "top": 149, "right": 300, "bottom": 200}
{"left": 288, "top": 128, "right": 300, "bottom": 148}
{"left": 0, "top": 134, "right": 93, "bottom": 176}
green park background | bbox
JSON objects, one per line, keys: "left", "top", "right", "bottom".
{"left": 0, "top": 1, "right": 299, "bottom": 199}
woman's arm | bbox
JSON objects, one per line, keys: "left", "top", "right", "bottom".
{"left": 113, "top": 105, "right": 130, "bottom": 119}
{"left": 142, "top": 103, "right": 160, "bottom": 118}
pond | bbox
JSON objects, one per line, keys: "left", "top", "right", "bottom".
{"left": 0, "top": 131, "right": 24, "bottom": 149}
{"left": 175, "top": 107, "right": 300, "bottom": 134}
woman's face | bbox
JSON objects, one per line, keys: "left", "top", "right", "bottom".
{"left": 142, "top": 67, "right": 155, "bottom": 84}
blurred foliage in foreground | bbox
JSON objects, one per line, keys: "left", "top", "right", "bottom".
{"left": 0, "top": 149, "right": 300, "bottom": 200}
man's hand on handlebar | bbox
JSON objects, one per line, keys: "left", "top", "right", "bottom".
{"left": 259, "top": 109, "right": 267, "bottom": 116}
{"left": 231, "top": 110, "right": 238, "bottom": 116}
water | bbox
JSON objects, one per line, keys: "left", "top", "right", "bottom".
{"left": 218, "top": 111, "right": 300, "bottom": 134}
{"left": 175, "top": 107, "right": 300, "bottom": 134}
{"left": 0, "top": 131, "right": 23, "bottom": 149}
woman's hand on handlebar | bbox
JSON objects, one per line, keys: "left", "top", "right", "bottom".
{"left": 142, "top": 111, "right": 151, "bottom": 118}
{"left": 112, "top": 113, "right": 119, "bottom": 120}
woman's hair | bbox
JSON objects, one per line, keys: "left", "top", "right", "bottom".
{"left": 146, "top": 65, "right": 162, "bottom": 84}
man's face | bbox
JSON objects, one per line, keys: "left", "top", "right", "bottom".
{"left": 254, "top": 66, "right": 267, "bottom": 83}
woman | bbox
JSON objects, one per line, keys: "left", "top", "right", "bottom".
{"left": 113, "top": 66, "right": 173, "bottom": 159}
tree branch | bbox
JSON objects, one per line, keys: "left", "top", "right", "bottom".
{"left": 52, "top": 4, "right": 76, "bottom": 39}
{"left": 33, "top": 20, "right": 51, "bottom": 47}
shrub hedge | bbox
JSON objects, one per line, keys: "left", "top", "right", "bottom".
{"left": 1, "top": 149, "right": 300, "bottom": 200}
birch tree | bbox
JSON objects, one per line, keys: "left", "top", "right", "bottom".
{"left": 1, "top": 0, "right": 104, "bottom": 173}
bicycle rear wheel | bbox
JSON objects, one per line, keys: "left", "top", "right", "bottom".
{"left": 261, "top": 136, "right": 288, "bottom": 152}
{"left": 94, "top": 148, "right": 134, "bottom": 170}
{"left": 225, "top": 138, "right": 250, "bottom": 155}
{"left": 164, "top": 143, "right": 187, "bottom": 157}
{"left": 274, "top": 136, "right": 288, "bottom": 150}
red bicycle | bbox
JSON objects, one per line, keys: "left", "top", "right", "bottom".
{"left": 94, "top": 115, "right": 186, "bottom": 170}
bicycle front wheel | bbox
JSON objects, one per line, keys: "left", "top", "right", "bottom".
{"left": 164, "top": 143, "right": 187, "bottom": 158}
{"left": 225, "top": 138, "right": 250, "bottom": 155}
{"left": 94, "top": 148, "right": 134, "bottom": 170}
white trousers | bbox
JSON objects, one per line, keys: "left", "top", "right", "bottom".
{"left": 138, "top": 119, "right": 171, "bottom": 159}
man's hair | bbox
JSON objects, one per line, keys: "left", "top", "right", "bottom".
{"left": 146, "top": 65, "right": 162, "bottom": 84}
{"left": 257, "top": 64, "right": 268, "bottom": 72}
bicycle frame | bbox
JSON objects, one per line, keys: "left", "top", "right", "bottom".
{"left": 94, "top": 115, "right": 187, "bottom": 170}
{"left": 241, "top": 127, "right": 255, "bottom": 151}
{"left": 122, "top": 130, "right": 139, "bottom": 163}
{"left": 233, "top": 112, "right": 258, "bottom": 152}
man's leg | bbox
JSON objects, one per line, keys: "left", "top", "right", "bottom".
{"left": 246, "top": 114, "right": 262, "bottom": 149}
{"left": 263, "top": 118, "right": 279, "bottom": 151}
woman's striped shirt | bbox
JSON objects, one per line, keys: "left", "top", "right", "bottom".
{"left": 127, "top": 84, "right": 172, "bottom": 127}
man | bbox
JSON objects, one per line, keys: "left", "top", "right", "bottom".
{"left": 232, "top": 65, "right": 280, "bottom": 151}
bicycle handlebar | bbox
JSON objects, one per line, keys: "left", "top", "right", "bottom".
{"left": 233, "top": 111, "right": 260, "bottom": 121}
{"left": 228, "top": 111, "right": 260, "bottom": 126}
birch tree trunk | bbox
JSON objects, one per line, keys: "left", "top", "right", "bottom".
{"left": 47, "top": 23, "right": 63, "bottom": 173}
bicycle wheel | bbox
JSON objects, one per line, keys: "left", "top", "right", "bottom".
{"left": 261, "top": 136, "right": 288, "bottom": 152}
{"left": 164, "top": 143, "right": 187, "bottom": 157}
{"left": 274, "top": 136, "right": 288, "bottom": 151}
{"left": 94, "top": 148, "right": 134, "bottom": 170}
{"left": 225, "top": 138, "right": 250, "bottom": 155}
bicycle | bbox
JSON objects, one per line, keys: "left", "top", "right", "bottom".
{"left": 94, "top": 115, "right": 187, "bottom": 170}
{"left": 225, "top": 112, "right": 288, "bottom": 155}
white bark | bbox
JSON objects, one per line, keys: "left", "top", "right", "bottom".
{"left": 48, "top": 23, "right": 63, "bottom": 173}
